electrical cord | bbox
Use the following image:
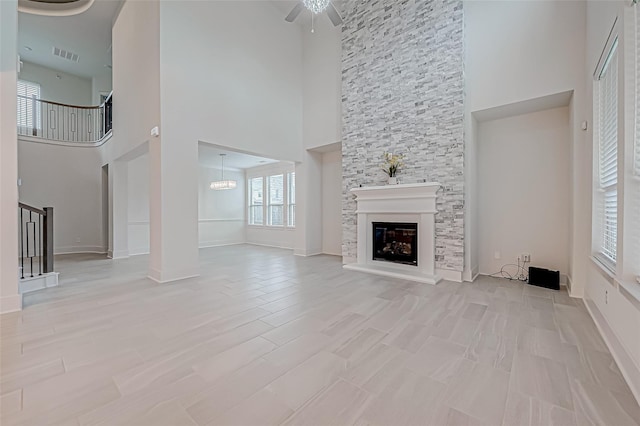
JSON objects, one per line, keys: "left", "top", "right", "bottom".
{"left": 489, "top": 257, "right": 530, "bottom": 282}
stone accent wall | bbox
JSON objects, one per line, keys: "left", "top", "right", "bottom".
{"left": 341, "top": 0, "right": 464, "bottom": 271}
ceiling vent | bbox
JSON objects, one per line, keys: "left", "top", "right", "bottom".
{"left": 52, "top": 46, "right": 79, "bottom": 62}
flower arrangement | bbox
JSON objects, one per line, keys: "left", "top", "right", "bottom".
{"left": 381, "top": 152, "right": 405, "bottom": 177}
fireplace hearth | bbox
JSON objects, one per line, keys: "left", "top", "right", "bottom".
{"left": 373, "top": 222, "right": 418, "bottom": 266}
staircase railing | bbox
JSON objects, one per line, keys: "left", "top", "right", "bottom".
{"left": 18, "top": 203, "right": 53, "bottom": 279}
{"left": 17, "top": 92, "right": 112, "bottom": 144}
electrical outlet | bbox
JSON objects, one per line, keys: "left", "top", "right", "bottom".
{"left": 75, "top": 237, "right": 81, "bottom": 243}
{"left": 494, "top": 251, "right": 501, "bottom": 260}
{"left": 522, "top": 253, "right": 531, "bottom": 262}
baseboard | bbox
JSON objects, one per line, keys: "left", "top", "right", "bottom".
{"left": 109, "top": 249, "right": 129, "bottom": 259}
{"left": 246, "top": 242, "right": 294, "bottom": 250}
{"left": 583, "top": 298, "right": 640, "bottom": 405}
{"left": 463, "top": 265, "right": 480, "bottom": 282}
{"left": 436, "top": 268, "right": 463, "bottom": 283}
{"left": 147, "top": 266, "right": 199, "bottom": 284}
{"left": 128, "top": 247, "right": 150, "bottom": 256}
{"left": 294, "top": 246, "right": 323, "bottom": 257}
{"left": 55, "top": 245, "right": 107, "bottom": 255}
{"left": 294, "top": 251, "right": 323, "bottom": 257}
{"left": 0, "top": 294, "right": 23, "bottom": 314}
{"left": 199, "top": 241, "right": 245, "bottom": 249}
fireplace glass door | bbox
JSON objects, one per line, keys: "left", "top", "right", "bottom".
{"left": 372, "top": 222, "right": 418, "bottom": 266}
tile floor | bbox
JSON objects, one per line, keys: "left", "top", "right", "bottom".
{"left": 1, "top": 245, "right": 639, "bottom": 425}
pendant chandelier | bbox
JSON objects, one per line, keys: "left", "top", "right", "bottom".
{"left": 210, "top": 154, "right": 237, "bottom": 190}
{"left": 303, "top": 0, "right": 330, "bottom": 14}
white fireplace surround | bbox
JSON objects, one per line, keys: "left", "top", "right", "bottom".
{"left": 344, "top": 182, "right": 442, "bottom": 285}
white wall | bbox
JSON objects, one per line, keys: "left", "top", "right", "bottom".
{"left": 91, "top": 69, "right": 112, "bottom": 105}
{"left": 127, "top": 153, "right": 149, "bottom": 255}
{"left": 109, "top": 0, "right": 160, "bottom": 264}
{"left": 582, "top": 0, "right": 640, "bottom": 401}
{"left": 465, "top": 1, "right": 586, "bottom": 113}
{"left": 322, "top": 150, "right": 342, "bottom": 255}
{"left": 0, "top": 0, "right": 21, "bottom": 313}
{"left": 586, "top": 263, "right": 640, "bottom": 403}
{"left": 246, "top": 227, "right": 295, "bottom": 250}
{"left": 302, "top": 16, "right": 342, "bottom": 150}
{"left": 477, "top": 106, "right": 571, "bottom": 279}
{"left": 464, "top": 0, "right": 588, "bottom": 288}
{"left": 297, "top": 16, "right": 341, "bottom": 258}
{"left": 198, "top": 166, "right": 245, "bottom": 248}
{"left": 159, "top": 1, "right": 303, "bottom": 163}
{"left": 19, "top": 61, "right": 92, "bottom": 106}
{"left": 108, "top": 0, "right": 160, "bottom": 163}
{"left": 142, "top": 0, "right": 304, "bottom": 280}
{"left": 18, "top": 141, "right": 104, "bottom": 253}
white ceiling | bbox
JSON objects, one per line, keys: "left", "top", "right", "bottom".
{"left": 18, "top": 0, "right": 121, "bottom": 79}
{"left": 16, "top": 0, "right": 341, "bottom": 80}
{"left": 198, "top": 143, "right": 281, "bottom": 171}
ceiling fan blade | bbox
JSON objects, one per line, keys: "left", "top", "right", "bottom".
{"left": 326, "top": 2, "right": 343, "bottom": 26}
{"left": 285, "top": 3, "right": 304, "bottom": 22}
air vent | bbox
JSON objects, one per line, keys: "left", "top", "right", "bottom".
{"left": 52, "top": 47, "right": 79, "bottom": 63}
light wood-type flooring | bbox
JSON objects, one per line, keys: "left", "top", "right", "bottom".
{"left": 1, "top": 245, "right": 639, "bottom": 425}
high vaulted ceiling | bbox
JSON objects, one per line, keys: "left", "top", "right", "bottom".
{"left": 17, "top": 0, "right": 341, "bottom": 81}
{"left": 18, "top": 0, "right": 121, "bottom": 79}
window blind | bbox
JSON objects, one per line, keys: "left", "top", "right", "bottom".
{"left": 16, "top": 79, "right": 41, "bottom": 129}
{"left": 598, "top": 39, "right": 618, "bottom": 264}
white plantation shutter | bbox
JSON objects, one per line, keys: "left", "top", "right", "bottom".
{"left": 597, "top": 39, "right": 618, "bottom": 264}
{"left": 631, "top": 3, "right": 640, "bottom": 282}
{"left": 636, "top": 6, "right": 640, "bottom": 176}
{"left": 16, "top": 80, "right": 40, "bottom": 129}
{"left": 602, "top": 190, "right": 617, "bottom": 262}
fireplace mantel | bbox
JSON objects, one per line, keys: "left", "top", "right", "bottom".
{"left": 350, "top": 182, "right": 440, "bottom": 213}
{"left": 344, "top": 182, "right": 442, "bottom": 284}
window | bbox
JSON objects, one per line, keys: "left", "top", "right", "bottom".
{"left": 287, "top": 172, "right": 295, "bottom": 227}
{"left": 17, "top": 79, "right": 41, "bottom": 131}
{"left": 595, "top": 37, "right": 619, "bottom": 266}
{"left": 248, "top": 177, "right": 263, "bottom": 225}
{"left": 247, "top": 166, "right": 295, "bottom": 228}
{"left": 268, "top": 174, "right": 284, "bottom": 226}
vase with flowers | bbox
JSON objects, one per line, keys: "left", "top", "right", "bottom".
{"left": 382, "top": 152, "right": 404, "bottom": 185}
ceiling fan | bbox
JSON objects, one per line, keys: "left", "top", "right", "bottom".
{"left": 285, "top": 0, "right": 343, "bottom": 29}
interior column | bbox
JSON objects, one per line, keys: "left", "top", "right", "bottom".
{"left": 109, "top": 160, "right": 129, "bottom": 259}
{"left": 294, "top": 150, "right": 323, "bottom": 256}
{"left": 0, "top": 0, "right": 22, "bottom": 313}
{"left": 148, "top": 133, "right": 199, "bottom": 282}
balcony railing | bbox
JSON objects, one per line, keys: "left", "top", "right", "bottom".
{"left": 18, "top": 203, "right": 53, "bottom": 279}
{"left": 17, "top": 92, "right": 112, "bottom": 144}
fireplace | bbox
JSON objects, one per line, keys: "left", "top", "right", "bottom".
{"left": 343, "top": 182, "right": 441, "bottom": 285}
{"left": 372, "top": 222, "right": 418, "bottom": 266}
